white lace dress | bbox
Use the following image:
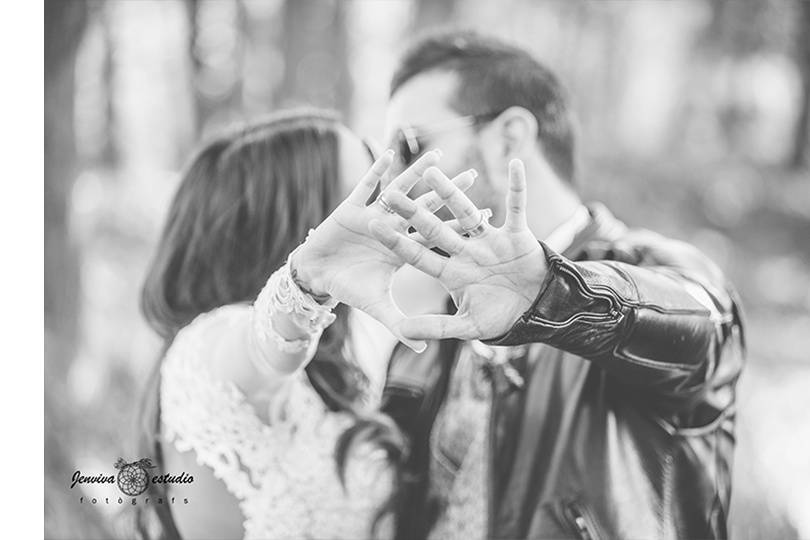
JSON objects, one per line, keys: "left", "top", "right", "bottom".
{"left": 160, "top": 304, "right": 394, "bottom": 540}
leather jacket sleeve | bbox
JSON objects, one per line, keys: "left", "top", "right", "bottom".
{"left": 483, "top": 230, "right": 745, "bottom": 403}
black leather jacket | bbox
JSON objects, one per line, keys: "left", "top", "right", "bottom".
{"left": 383, "top": 204, "right": 745, "bottom": 540}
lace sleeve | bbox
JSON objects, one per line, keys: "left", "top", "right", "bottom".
{"left": 160, "top": 305, "right": 393, "bottom": 539}
{"left": 247, "top": 255, "right": 337, "bottom": 373}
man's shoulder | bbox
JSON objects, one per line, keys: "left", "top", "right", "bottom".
{"left": 617, "top": 226, "right": 727, "bottom": 285}
{"left": 579, "top": 204, "right": 727, "bottom": 287}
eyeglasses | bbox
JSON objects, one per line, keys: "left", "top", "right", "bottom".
{"left": 392, "top": 111, "right": 502, "bottom": 167}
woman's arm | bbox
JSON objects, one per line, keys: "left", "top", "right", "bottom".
{"left": 162, "top": 435, "right": 246, "bottom": 539}
{"left": 244, "top": 252, "right": 339, "bottom": 385}
{"left": 159, "top": 304, "right": 277, "bottom": 540}
{"left": 159, "top": 283, "right": 330, "bottom": 538}
{"left": 159, "top": 300, "right": 392, "bottom": 540}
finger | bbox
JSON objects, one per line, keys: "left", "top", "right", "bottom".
{"left": 399, "top": 314, "right": 477, "bottom": 341}
{"left": 368, "top": 219, "right": 449, "bottom": 278}
{"left": 361, "top": 297, "right": 427, "bottom": 353}
{"left": 505, "top": 158, "right": 528, "bottom": 231}
{"left": 423, "top": 167, "right": 482, "bottom": 230}
{"left": 385, "top": 191, "right": 466, "bottom": 255}
{"left": 349, "top": 149, "right": 394, "bottom": 205}
{"left": 414, "top": 169, "right": 477, "bottom": 214}
{"left": 409, "top": 219, "right": 463, "bottom": 246}
{"left": 386, "top": 149, "right": 442, "bottom": 194}
{"left": 378, "top": 167, "right": 395, "bottom": 191}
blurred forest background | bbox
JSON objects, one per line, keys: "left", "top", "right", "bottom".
{"left": 45, "top": 0, "right": 810, "bottom": 538}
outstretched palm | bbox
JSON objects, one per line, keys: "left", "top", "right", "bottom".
{"left": 292, "top": 149, "right": 475, "bottom": 351}
{"left": 369, "top": 159, "right": 547, "bottom": 341}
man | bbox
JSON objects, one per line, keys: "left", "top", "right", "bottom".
{"left": 370, "top": 30, "right": 745, "bottom": 539}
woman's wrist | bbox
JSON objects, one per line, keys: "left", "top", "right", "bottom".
{"left": 289, "top": 255, "right": 331, "bottom": 304}
{"left": 252, "top": 253, "right": 337, "bottom": 363}
{"left": 288, "top": 237, "right": 332, "bottom": 302}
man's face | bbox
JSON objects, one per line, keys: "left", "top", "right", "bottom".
{"left": 383, "top": 71, "right": 502, "bottom": 221}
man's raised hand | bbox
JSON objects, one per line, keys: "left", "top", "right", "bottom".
{"left": 368, "top": 159, "right": 547, "bottom": 342}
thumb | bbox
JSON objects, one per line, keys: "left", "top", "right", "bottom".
{"left": 362, "top": 297, "right": 427, "bottom": 353}
{"left": 399, "top": 314, "right": 477, "bottom": 341}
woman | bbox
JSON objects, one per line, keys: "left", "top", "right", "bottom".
{"left": 136, "top": 109, "right": 467, "bottom": 539}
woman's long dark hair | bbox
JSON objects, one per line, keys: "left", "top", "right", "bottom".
{"left": 335, "top": 334, "right": 458, "bottom": 540}
{"left": 132, "top": 109, "right": 370, "bottom": 539}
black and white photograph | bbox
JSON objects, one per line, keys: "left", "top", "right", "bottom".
{"left": 38, "top": 0, "right": 810, "bottom": 539}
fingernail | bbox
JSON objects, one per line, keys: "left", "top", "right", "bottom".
{"left": 467, "top": 168, "right": 478, "bottom": 179}
{"left": 431, "top": 148, "right": 443, "bottom": 158}
{"left": 385, "top": 148, "right": 395, "bottom": 157}
{"left": 412, "top": 341, "right": 427, "bottom": 354}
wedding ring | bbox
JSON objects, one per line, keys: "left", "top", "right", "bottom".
{"left": 463, "top": 208, "right": 492, "bottom": 238}
{"left": 376, "top": 192, "right": 396, "bottom": 214}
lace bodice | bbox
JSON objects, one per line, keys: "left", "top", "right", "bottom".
{"left": 160, "top": 304, "right": 393, "bottom": 540}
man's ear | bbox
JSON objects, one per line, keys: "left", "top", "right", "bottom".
{"left": 494, "top": 106, "right": 538, "bottom": 158}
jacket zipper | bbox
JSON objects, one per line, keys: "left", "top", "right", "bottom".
{"left": 562, "top": 500, "right": 601, "bottom": 540}
{"left": 486, "top": 370, "right": 497, "bottom": 539}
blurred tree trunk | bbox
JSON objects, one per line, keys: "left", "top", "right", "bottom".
{"left": 185, "top": 0, "right": 246, "bottom": 138}
{"left": 242, "top": 1, "right": 284, "bottom": 116}
{"left": 278, "top": 0, "right": 351, "bottom": 117}
{"left": 185, "top": 0, "right": 206, "bottom": 136}
{"left": 98, "top": 2, "right": 119, "bottom": 166}
{"left": 413, "top": 0, "right": 457, "bottom": 31}
{"left": 45, "top": 0, "right": 112, "bottom": 537}
{"left": 790, "top": 0, "right": 810, "bottom": 169}
{"left": 45, "top": 0, "right": 83, "bottom": 362}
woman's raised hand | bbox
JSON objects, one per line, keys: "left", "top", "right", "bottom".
{"left": 291, "top": 149, "right": 476, "bottom": 352}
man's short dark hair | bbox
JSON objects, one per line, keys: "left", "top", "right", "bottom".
{"left": 391, "top": 30, "right": 577, "bottom": 184}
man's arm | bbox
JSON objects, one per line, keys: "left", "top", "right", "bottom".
{"left": 369, "top": 160, "right": 745, "bottom": 405}
{"left": 483, "top": 233, "right": 745, "bottom": 401}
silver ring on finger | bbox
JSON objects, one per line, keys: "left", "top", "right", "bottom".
{"left": 463, "top": 208, "right": 492, "bottom": 238}
{"left": 376, "top": 192, "right": 396, "bottom": 214}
